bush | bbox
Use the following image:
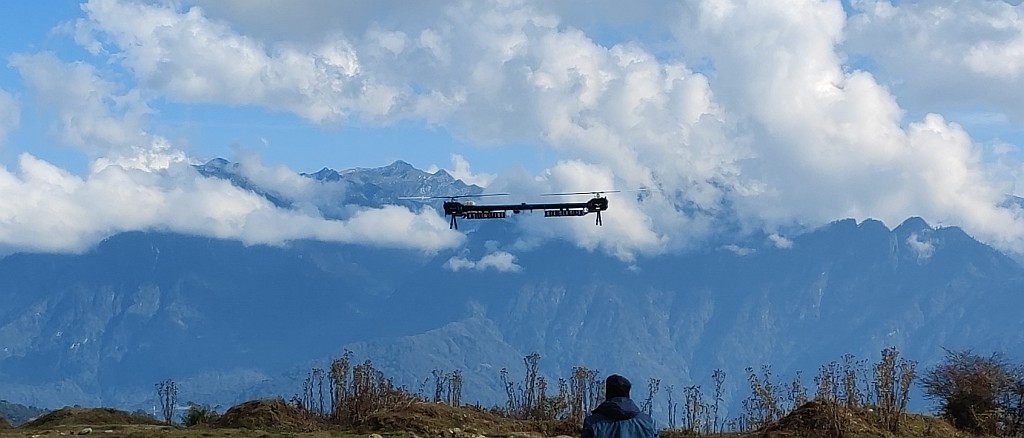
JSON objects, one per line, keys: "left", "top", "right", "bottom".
{"left": 181, "top": 402, "right": 219, "bottom": 427}
{"left": 920, "top": 349, "right": 1013, "bottom": 435}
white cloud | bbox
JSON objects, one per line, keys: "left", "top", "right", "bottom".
{"left": 845, "top": 1, "right": 1024, "bottom": 119}
{"left": 722, "top": 245, "right": 755, "bottom": 256}
{"left": 0, "top": 153, "right": 463, "bottom": 254}
{"left": 10, "top": 52, "right": 162, "bottom": 159}
{"left": 768, "top": 234, "right": 793, "bottom": 249}
{"left": 906, "top": 232, "right": 935, "bottom": 262}
{"left": 669, "top": 0, "right": 1024, "bottom": 250}
{"left": 0, "top": 29, "right": 465, "bottom": 255}
{"left": 74, "top": 0, "right": 413, "bottom": 124}
{"left": 70, "top": 0, "right": 729, "bottom": 258}
{"left": 444, "top": 250, "right": 522, "bottom": 273}
{"left": 425, "top": 154, "right": 496, "bottom": 187}
{"left": 447, "top": 154, "right": 495, "bottom": 187}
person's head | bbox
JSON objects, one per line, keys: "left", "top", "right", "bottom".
{"left": 605, "top": 374, "right": 631, "bottom": 399}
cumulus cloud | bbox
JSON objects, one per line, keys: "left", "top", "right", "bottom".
{"left": 445, "top": 250, "right": 523, "bottom": 273}
{"left": 426, "top": 154, "right": 496, "bottom": 187}
{"left": 2, "top": 45, "right": 462, "bottom": 254}
{"left": 446, "top": 154, "right": 496, "bottom": 188}
{"left": 69, "top": 0, "right": 735, "bottom": 258}
{"left": 845, "top": 1, "right": 1024, "bottom": 120}
{"left": 74, "top": 0, "right": 410, "bottom": 124}
{"left": 670, "top": 0, "right": 1024, "bottom": 249}
{"left": 5, "top": 0, "right": 1024, "bottom": 259}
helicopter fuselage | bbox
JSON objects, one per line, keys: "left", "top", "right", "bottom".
{"left": 441, "top": 196, "right": 608, "bottom": 229}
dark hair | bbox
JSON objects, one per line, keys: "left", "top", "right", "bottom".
{"left": 606, "top": 374, "right": 631, "bottom": 398}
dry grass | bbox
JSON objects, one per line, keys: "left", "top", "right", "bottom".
{"left": 22, "top": 407, "right": 163, "bottom": 428}
{"left": 214, "top": 398, "right": 326, "bottom": 432}
{"left": 758, "top": 401, "right": 962, "bottom": 438}
{"left": 0, "top": 424, "right": 363, "bottom": 438}
{"left": 364, "top": 401, "right": 578, "bottom": 437}
{"left": 0, "top": 399, "right": 979, "bottom": 438}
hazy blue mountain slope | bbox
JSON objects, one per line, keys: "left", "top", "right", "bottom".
{"left": 0, "top": 232, "right": 434, "bottom": 407}
{"left": 2, "top": 160, "right": 1024, "bottom": 416}
{"left": 350, "top": 217, "right": 1024, "bottom": 412}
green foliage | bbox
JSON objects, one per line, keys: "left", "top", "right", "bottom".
{"left": 181, "top": 402, "right": 219, "bottom": 427}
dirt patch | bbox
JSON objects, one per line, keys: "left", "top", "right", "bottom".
{"left": 0, "top": 415, "right": 11, "bottom": 429}
{"left": 367, "top": 402, "right": 579, "bottom": 437}
{"left": 213, "top": 398, "right": 323, "bottom": 432}
{"left": 22, "top": 407, "right": 163, "bottom": 428}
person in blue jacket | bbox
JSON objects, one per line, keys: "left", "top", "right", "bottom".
{"left": 582, "top": 374, "right": 658, "bottom": 438}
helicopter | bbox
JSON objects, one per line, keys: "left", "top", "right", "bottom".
{"left": 400, "top": 191, "right": 615, "bottom": 230}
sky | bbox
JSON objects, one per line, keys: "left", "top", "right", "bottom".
{"left": 3, "top": 0, "right": 1024, "bottom": 262}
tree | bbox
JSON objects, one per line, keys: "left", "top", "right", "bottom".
{"left": 181, "top": 402, "right": 218, "bottom": 427}
{"left": 156, "top": 379, "right": 179, "bottom": 425}
{"left": 920, "top": 349, "right": 1010, "bottom": 435}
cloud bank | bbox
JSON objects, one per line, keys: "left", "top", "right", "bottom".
{"left": 0, "top": 153, "right": 463, "bottom": 254}
{"left": 3, "top": 0, "right": 1024, "bottom": 259}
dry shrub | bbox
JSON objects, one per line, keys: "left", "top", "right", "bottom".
{"left": 366, "top": 401, "right": 517, "bottom": 435}
{"left": 921, "top": 349, "right": 1017, "bottom": 435}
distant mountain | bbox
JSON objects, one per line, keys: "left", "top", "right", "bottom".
{"left": 196, "top": 158, "right": 482, "bottom": 217}
{"left": 0, "top": 400, "right": 47, "bottom": 426}
{"left": 2, "top": 159, "right": 1023, "bottom": 418}
{"left": 303, "top": 159, "right": 480, "bottom": 205}
{"left": 195, "top": 158, "right": 292, "bottom": 208}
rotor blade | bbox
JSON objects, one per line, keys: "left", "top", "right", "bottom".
{"left": 398, "top": 193, "right": 509, "bottom": 200}
{"left": 540, "top": 190, "right": 621, "bottom": 196}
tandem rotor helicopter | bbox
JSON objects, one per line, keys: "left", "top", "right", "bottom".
{"left": 401, "top": 191, "right": 622, "bottom": 230}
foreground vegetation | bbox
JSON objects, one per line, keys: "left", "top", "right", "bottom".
{"left": 3, "top": 347, "right": 1023, "bottom": 437}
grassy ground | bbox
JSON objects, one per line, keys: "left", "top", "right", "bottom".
{"left": 0, "top": 424, "right": 368, "bottom": 438}
{"left": 0, "top": 400, "right": 973, "bottom": 438}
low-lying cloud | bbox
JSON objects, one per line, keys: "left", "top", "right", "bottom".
{"left": 0, "top": 153, "right": 464, "bottom": 254}
{"left": 445, "top": 251, "right": 523, "bottom": 273}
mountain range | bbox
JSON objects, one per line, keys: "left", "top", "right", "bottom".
{"left": 1, "top": 159, "right": 1022, "bottom": 419}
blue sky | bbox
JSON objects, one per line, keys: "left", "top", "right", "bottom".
{"left": 3, "top": 0, "right": 1024, "bottom": 261}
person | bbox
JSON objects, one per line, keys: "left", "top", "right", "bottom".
{"left": 582, "top": 374, "right": 657, "bottom": 438}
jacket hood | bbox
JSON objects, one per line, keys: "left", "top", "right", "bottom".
{"left": 593, "top": 397, "right": 642, "bottom": 421}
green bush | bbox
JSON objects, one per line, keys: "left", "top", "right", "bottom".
{"left": 181, "top": 402, "right": 219, "bottom": 427}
